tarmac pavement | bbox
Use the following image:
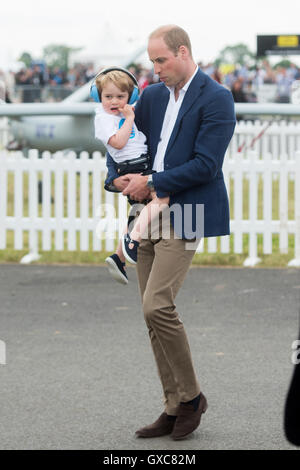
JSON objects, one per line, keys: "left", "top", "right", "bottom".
{"left": 0, "top": 264, "right": 299, "bottom": 450}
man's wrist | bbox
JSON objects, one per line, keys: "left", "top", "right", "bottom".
{"left": 146, "top": 174, "right": 155, "bottom": 191}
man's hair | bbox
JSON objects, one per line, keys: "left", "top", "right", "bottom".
{"left": 149, "top": 25, "right": 192, "bottom": 57}
{"left": 95, "top": 70, "right": 134, "bottom": 97}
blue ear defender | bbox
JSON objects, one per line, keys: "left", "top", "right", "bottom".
{"left": 90, "top": 66, "right": 139, "bottom": 104}
{"left": 128, "top": 85, "right": 139, "bottom": 105}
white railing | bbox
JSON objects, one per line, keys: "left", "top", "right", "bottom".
{"left": 0, "top": 120, "right": 300, "bottom": 266}
{"left": 223, "top": 150, "right": 300, "bottom": 267}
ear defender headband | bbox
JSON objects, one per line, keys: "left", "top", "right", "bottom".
{"left": 90, "top": 66, "right": 139, "bottom": 105}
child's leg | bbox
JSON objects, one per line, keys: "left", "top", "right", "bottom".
{"left": 115, "top": 239, "right": 126, "bottom": 263}
{"left": 116, "top": 225, "right": 128, "bottom": 262}
{"left": 130, "top": 195, "right": 170, "bottom": 243}
{"left": 105, "top": 224, "right": 128, "bottom": 284}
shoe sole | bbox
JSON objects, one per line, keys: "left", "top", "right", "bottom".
{"left": 105, "top": 257, "right": 128, "bottom": 285}
{"left": 121, "top": 237, "right": 137, "bottom": 265}
{"left": 135, "top": 429, "right": 174, "bottom": 438}
{"left": 171, "top": 402, "right": 208, "bottom": 441}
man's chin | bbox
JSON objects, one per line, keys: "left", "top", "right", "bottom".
{"left": 160, "top": 78, "right": 174, "bottom": 87}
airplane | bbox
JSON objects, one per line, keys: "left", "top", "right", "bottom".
{"left": 0, "top": 45, "right": 146, "bottom": 156}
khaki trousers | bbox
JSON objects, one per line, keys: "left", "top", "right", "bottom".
{"left": 136, "top": 223, "right": 201, "bottom": 416}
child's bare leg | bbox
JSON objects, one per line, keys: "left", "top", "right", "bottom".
{"left": 116, "top": 240, "right": 126, "bottom": 262}
{"left": 116, "top": 225, "right": 128, "bottom": 262}
{"left": 130, "top": 195, "right": 170, "bottom": 243}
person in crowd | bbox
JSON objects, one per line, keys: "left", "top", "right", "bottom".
{"left": 231, "top": 77, "right": 248, "bottom": 102}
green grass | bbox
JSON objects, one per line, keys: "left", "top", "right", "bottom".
{"left": 0, "top": 172, "right": 297, "bottom": 267}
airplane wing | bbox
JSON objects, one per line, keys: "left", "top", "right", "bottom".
{"left": 1, "top": 102, "right": 300, "bottom": 118}
{"left": 234, "top": 103, "right": 300, "bottom": 116}
{"left": 0, "top": 102, "right": 98, "bottom": 117}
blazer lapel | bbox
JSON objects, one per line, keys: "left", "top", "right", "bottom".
{"left": 165, "top": 68, "right": 206, "bottom": 155}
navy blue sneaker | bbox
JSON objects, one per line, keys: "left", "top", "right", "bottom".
{"left": 122, "top": 233, "right": 139, "bottom": 264}
{"left": 105, "top": 254, "right": 128, "bottom": 285}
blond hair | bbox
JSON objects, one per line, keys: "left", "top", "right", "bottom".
{"left": 149, "top": 25, "right": 192, "bottom": 57}
{"left": 95, "top": 70, "right": 134, "bottom": 98}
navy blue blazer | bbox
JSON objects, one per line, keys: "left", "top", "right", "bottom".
{"left": 105, "top": 68, "right": 236, "bottom": 239}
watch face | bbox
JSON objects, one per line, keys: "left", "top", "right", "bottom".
{"left": 147, "top": 178, "right": 154, "bottom": 189}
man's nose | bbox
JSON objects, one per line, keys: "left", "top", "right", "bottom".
{"left": 153, "top": 63, "right": 161, "bottom": 75}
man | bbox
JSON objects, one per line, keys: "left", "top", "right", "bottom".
{"left": 105, "top": 25, "right": 236, "bottom": 440}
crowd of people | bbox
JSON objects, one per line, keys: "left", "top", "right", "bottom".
{"left": 1, "top": 58, "right": 300, "bottom": 104}
{"left": 0, "top": 62, "right": 159, "bottom": 103}
{"left": 0, "top": 62, "right": 96, "bottom": 103}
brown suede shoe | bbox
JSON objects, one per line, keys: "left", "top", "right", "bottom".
{"left": 135, "top": 412, "right": 177, "bottom": 438}
{"left": 171, "top": 392, "right": 208, "bottom": 440}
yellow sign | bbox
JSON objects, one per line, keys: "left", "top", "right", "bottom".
{"left": 219, "top": 64, "right": 235, "bottom": 75}
{"left": 277, "top": 36, "right": 299, "bottom": 48}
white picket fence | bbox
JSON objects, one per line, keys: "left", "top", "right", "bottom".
{"left": 0, "top": 118, "right": 9, "bottom": 149}
{"left": 0, "top": 120, "right": 300, "bottom": 266}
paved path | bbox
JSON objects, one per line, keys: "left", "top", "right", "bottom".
{"left": 0, "top": 264, "right": 299, "bottom": 450}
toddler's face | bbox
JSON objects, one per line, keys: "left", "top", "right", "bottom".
{"left": 101, "top": 82, "right": 129, "bottom": 115}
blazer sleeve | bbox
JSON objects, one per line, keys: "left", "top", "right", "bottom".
{"left": 153, "top": 88, "right": 236, "bottom": 197}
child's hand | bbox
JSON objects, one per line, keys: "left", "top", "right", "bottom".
{"left": 119, "top": 104, "right": 135, "bottom": 119}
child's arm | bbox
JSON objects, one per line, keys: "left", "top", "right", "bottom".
{"left": 108, "top": 105, "right": 135, "bottom": 150}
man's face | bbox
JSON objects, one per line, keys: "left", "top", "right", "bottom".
{"left": 147, "top": 36, "right": 186, "bottom": 88}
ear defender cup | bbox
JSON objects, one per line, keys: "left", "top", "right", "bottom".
{"left": 128, "top": 85, "right": 139, "bottom": 105}
{"left": 90, "top": 83, "right": 100, "bottom": 102}
{"left": 90, "top": 66, "right": 139, "bottom": 104}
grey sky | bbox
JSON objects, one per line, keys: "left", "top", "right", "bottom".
{"left": 1, "top": 0, "right": 300, "bottom": 69}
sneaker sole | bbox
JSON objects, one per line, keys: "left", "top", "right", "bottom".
{"left": 105, "top": 257, "right": 128, "bottom": 285}
{"left": 121, "top": 237, "right": 137, "bottom": 265}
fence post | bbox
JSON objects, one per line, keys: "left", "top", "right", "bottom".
{"left": 244, "top": 150, "right": 261, "bottom": 266}
{"left": 279, "top": 138, "right": 289, "bottom": 254}
{"left": 54, "top": 151, "right": 64, "bottom": 251}
{"left": 20, "top": 149, "right": 41, "bottom": 264}
{"left": 288, "top": 151, "right": 300, "bottom": 267}
{"left": 0, "top": 150, "right": 7, "bottom": 250}
{"left": 67, "top": 151, "right": 77, "bottom": 251}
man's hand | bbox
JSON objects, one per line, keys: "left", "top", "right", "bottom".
{"left": 113, "top": 175, "right": 130, "bottom": 191}
{"left": 122, "top": 174, "right": 151, "bottom": 201}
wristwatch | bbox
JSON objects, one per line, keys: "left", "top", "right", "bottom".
{"left": 146, "top": 174, "right": 155, "bottom": 191}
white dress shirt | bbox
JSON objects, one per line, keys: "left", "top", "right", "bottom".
{"left": 152, "top": 65, "right": 198, "bottom": 173}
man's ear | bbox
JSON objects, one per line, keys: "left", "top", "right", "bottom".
{"left": 178, "top": 45, "right": 189, "bottom": 59}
